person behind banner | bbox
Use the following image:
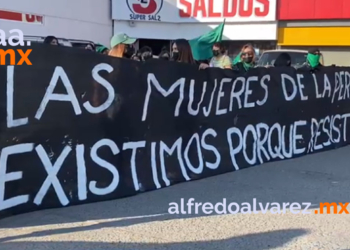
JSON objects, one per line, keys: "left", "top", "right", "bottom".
{"left": 299, "top": 48, "right": 323, "bottom": 71}
{"left": 43, "top": 36, "right": 59, "bottom": 45}
{"left": 108, "top": 32, "right": 137, "bottom": 58}
{"left": 159, "top": 47, "right": 170, "bottom": 61}
{"left": 273, "top": 52, "right": 291, "bottom": 67}
{"left": 85, "top": 42, "right": 96, "bottom": 52}
{"left": 159, "top": 49, "right": 170, "bottom": 60}
{"left": 96, "top": 44, "right": 110, "bottom": 55}
{"left": 139, "top": 46, "right": 153, "bottom": 61}
{"left": 131, "top": 53, "right": 141, "bottom": 61}
{"left": 171, "top": 39, "right": 196, "bottom": 64}
{"left": 232, "top": 44, "right": 256, "bottom": 73}
{"left": 198, "top": 42, "right": 232, "bottom": 70}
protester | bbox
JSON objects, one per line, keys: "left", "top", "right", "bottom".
{"left": 43, "top": 36, "right": 59, "bottom": 45}
{"left": 131, "top": 53, "right": 141, "bottom": 61}
{"left": 171, "top": 39, "right": 196, "bottom": 64}
{"left": 85, "top": 43, "right": 96, "bottom": 52}
{"left": 158, "top": 49, "right": 170, "bottom": 60}
{"left": 233, "top": 44, "right": 256, "bottom": 72}
{"left": 273, "top": 52, "right": 291, "bottom": 67}
{"left": 96, "top": 45, "right": 109, "bottom": 55}
{"left": 199, "top": 42, "right": 232, "bottom": 69}
{"left": 108, "top": 32, "right": 136, "bottom": 58}
{"left": 300, "top": 48, "right": 323, "bottom": 70}
{"left": 139, "top": 46, "right": 153, "bottom": 61}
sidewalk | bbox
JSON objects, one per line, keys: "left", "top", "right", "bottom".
{"left": 0, "top": 146, "right": 350, "bottom": 250}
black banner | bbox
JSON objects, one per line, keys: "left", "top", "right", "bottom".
{"left": 1, "top": 44, "right": 350, "bottom": 219}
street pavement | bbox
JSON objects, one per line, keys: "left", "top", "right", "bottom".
{"left": 1, "top": 146, "right": 350, "bottom": 250}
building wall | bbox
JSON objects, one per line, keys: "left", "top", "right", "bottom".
{"left": 113, "top": 20, "right": 278, "bottom": 41}
{"left": 0, "top": 0, "right": 112, "bottom": 45}
{"left": 112, "top": 0, "right": 278, "bottom": 41}
{"left": 277, "top": 0, "right": 350, "bottom": 66}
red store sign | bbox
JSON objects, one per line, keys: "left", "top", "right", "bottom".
{"left": 278, "top": 0, "right": 350, "bottom": 20}
{"left": 179, "top": 0, "right": 271, "bottom": 18}
{"left": 0, "top": 10, "right": 43, "bottom": 24}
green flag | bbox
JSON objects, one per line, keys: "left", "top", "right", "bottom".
{"left": 189, "top": 20, "right": 225, "bottom": 61}
{"left": 232, "top": 53, "right": 241, "bottom": 65}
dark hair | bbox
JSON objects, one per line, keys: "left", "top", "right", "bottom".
{"left": 173, "top": 39, "right": 195, "bottom": 64}
{"left": 44, "top": 36, "right": 58, "bottom": 44}
{"left": 131, "top": 54, "right": 141, "bottom": 61}
{"left": 159, "top": 49, "right": 170, "bottom": 60}
{"left": 139, "top": 46, "right": 152, "bottom": 53}
{"left": 274, "top": 52, "right": 291, "bottom": 67}
{"left": 139, "top": 46, "right": 153, "bottom": 61}
{"left": 213, "top": 42, "right": 226, "bottom": 54}
{"left": 308, "top": 48, "right": 320, "bottom": 54}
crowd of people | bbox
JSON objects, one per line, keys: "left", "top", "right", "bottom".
{"left": 43, "top": 33, "right": 323, "bottom": 74}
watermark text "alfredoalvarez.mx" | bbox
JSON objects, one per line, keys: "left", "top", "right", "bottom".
{"left": 169, "top": 199, "right": 350, "bottom": 215}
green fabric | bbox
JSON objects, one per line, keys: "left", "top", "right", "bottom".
{"left": 189, "top": 20, "right": 225, "bottom": 61}
{"left": 307, "top": 53, "right": 320, "bottom": 68}
{"left": 243, "top": 62, "right": 253, "bottom": 71}
{"left": 96, "top": 45, "right": 108, "bottom": 53}
{"left": 232, "top": 53, "right": 241, "bottom": 65}
{"left": 110, "top": 33, "right": 136, "bottom": 48}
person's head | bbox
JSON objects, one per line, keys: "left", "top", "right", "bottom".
{"left": 131, "top": 53, "right": 141, "bottom": 61}
{"left": 307, "top": 48, "right": 321, "bottom": 68}
{"left": 44, "top": 36, "right": 58, "bottom": 45}
{"left": 159, "top": 50, "right": 170, "bottom": 60}
{"left": 139, "top": 46, "right": 153, "bottom": 61}
{"left": 240, "top": 44, "right": 256, "bottom": 64}
{"left": 85, "top": 43, "right": 95, "bottom": 52}
{"left": 172, "top": 39, "right": 195, "bottom": 64}
{"left": 108, "top": 33, "right": 136, "bottom": 58}
{"left": 273, "top": 52, "right": 291, "bottom": 67}
{"left": 212, "top": 42, "right": 226, "bottom": 58}
{"left": 96, "top": 45, "right": 109, "bottom": 55}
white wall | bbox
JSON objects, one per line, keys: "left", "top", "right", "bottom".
{"left": 0, "top": 0, "right": 112, "bottom": 45}
{"left": 111, "top": 0, "right": 277, "bottom": 40}
{"left": 113, "top": 20, "right": 278, "bottom": 40}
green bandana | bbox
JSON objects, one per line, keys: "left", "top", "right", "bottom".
{"left": 307, "top": 53, "right": 320, "bottom": 68}
{"left": 243, "top": 62, "right": 253, "bottom": 71}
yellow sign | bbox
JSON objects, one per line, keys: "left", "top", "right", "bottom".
{"left": 278, "top": 27, "right": 350, "bottom": 46}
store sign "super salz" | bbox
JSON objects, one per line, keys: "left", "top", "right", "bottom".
{"left": 0, "top": 29, "right": 32, "bottom": 65}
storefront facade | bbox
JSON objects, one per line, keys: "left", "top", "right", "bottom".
{"left": 112, "top": 0, "right": 278, "bottom": 56}
{"left": 277, "top": 0, "right": 350, "bottom": 66}
{"left": 0, "top": 0, "right": 112, "bottom": 45}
